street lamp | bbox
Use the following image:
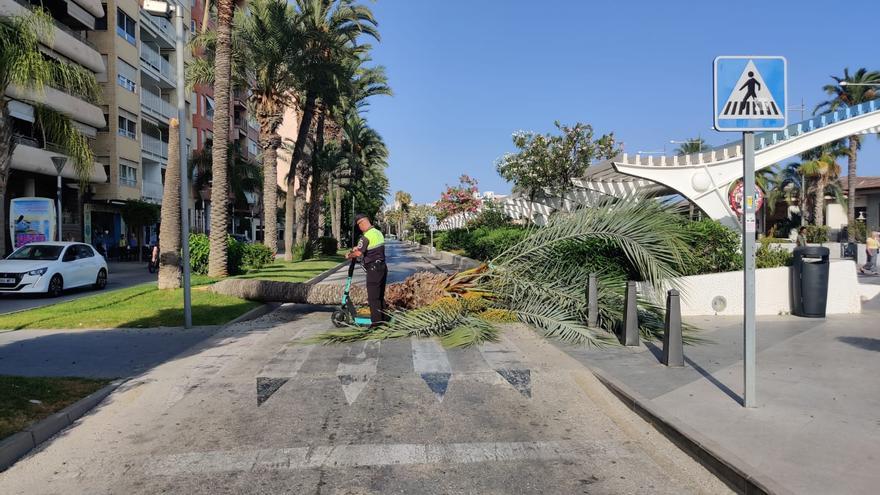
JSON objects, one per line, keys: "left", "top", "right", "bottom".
{"left": 51, "top": 156, "right": 67, "bottom": 241}
{"left": 143, "top": 0, "right": 192, "bottom": 328}
{"left": 839, "top": 81, "right": 880, "bottom": 87}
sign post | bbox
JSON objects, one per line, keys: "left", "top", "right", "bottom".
{"left": 427, "top": 215, "right": 437, "bottom": 256}
{"left": 714, "top": 56, "right": 787, "bottom": 408}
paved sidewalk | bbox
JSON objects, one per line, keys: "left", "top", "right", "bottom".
{"left": 559, "top": 312, "right": 880, "bottom": 495}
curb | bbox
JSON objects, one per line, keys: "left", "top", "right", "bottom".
{"left": 0, "top": 378, "right": 124, "bottom": 472}
{"left": 226, "top": 302, "right": 281, "bottom": 326}
{"left": 588, "top": 367, "right": 794, "bottom": 495}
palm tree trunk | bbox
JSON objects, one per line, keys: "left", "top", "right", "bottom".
{"left": 815, "top": 178, "right": 826, "bottom": 227}
{"left": 207, "top": 0, "right": 235, "bottom": 277}
{"left": 158, "top": 118, "right": 182, "bottom": 289}
{"left": 290, "top": 92, "right": 317, "bottom": 250}
{"left": 846, "top": 135, "right": 859, "bottom": 241}
{"left": 0, "top": 101, "right": 15, "bottom": 257}
{"left": 306, "top": 107, "right": 326, "bottom": 242}
{"left": 328, "top": 181, "right": 337, "bottom": 241}
{"left": 260, "top": 131, "right": 280, "bottom": 254}
{"left": 334, "top": 184, "right": 342, "bottom": 242}
{"left": 284, "top": 174, "right": 295, "bottom": 261}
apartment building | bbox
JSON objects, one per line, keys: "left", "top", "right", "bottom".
{"left": 1, "top": 0, "right": 108, "bottom": 253}
{"left": 85, "top": 0, "right": 192, "bottom": 247}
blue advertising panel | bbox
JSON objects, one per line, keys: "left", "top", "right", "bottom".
{"left": 714, "top": 56, "right": 787, "bottom": 131}
{"left": 9, "top": 197, "right": 56, "bottom": 249}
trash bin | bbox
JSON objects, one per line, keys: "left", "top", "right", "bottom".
{"left": 791, "top": 246, "right": 830, "bottom": 318}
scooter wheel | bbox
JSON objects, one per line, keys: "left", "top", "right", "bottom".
{"left": 331, "top": 309, "right": 349, "bottom": 328}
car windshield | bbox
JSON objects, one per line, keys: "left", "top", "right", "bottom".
{"left": 7, "top": 245, "right": 64, "bottom": 261}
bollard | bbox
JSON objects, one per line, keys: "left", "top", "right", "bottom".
{"left": 587, "top": 273, "right": 598, "bottom": 327}
{"left": 622, "top": 281, "right": 639, "bottom": 346}
{"left": 662, "top": 289, "right": 684, "bottom": 367}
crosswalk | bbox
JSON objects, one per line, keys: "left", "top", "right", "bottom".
{"left": 255, "top": 335, "right": 536, "bottom": 406}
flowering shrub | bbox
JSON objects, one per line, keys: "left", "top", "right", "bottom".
{"left": 435, "top": 174, "right": 482, "bottom": 219}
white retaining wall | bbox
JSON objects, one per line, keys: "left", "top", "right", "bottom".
{"left": 640, "top": 260, "right": 862, "bottom": 316}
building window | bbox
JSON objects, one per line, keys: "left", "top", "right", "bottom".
{"left": 119, "top": 162, "right": 137, "bottom": 188}
{"left": 204, "top": 96, "right": 215, "bottom": 120}
{"left": 118, "top": 114, "right": 137, "bottom": 140}
{"left": 95, "top": 4, "right": 108, "bottom": 30}
{"left": 191, "top": 20, "right": 196, "bottom": 33}
{"left": 116, "top": 9, "right": 136, "bottom": 45}
{"left": 116, "top": 59, "right": 137, "bottom": 93}
{"left": 248, "top": 139, "right": 258, "bottom": 157}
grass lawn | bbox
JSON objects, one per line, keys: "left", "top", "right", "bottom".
{"left": 0, "top": 275, "right": 260, "bottom": 330}
{"left": 0, "top": 375, "right": 111, "bottom": 440}
{"left": 234, "top": 253, "right": 345, "bottom": 283}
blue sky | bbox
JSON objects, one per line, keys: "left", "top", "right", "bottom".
{"left": 364, "top": 0, "right": 879, "bottom": 204}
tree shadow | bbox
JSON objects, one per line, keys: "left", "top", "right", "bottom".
{"left": 836, "top": 336, "right": 880, "bottom": 352}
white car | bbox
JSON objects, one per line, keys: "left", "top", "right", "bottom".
{"left": 0, "top": 242, "right": 108, "bottom": 297}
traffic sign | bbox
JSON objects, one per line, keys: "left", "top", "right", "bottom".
{"left": 427, "top": 215, "right": 437, "bottom": 231}
{"left": 714, "top": 56, "right": 787, "bottom": 131}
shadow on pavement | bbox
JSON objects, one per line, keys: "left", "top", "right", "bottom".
{"left": 836, "top": 336, "right": 880, "bottom": 352}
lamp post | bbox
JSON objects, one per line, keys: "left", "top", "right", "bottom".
{"left": 143, "top": 0, "right": 191, "bottom": 328}
{"left": 669, "top": 138, "right": 703, "bottom": 153}
{"left": 51, "top": 156, "right": 67, "bottom": 241}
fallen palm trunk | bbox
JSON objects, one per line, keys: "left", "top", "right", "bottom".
{"left": 210, "top": 270, "right": 457, "bottom": 308}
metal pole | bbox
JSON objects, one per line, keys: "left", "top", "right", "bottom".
{"left": 175, "top": 7, "right": 192, "bottom": 329}
{"left": 56, "top": 174, "right": 62, "bottom": 241}
{"left": 587, "top": 273, "right": 598, "bottom": 327}
{"left": 743, "top": 132, "right": 756, "bottom": 407}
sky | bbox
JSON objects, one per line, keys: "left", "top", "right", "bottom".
{"left": 364, "top": 0, "right": 880, "bottom": 204}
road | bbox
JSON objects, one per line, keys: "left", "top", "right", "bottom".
{"left": 0, "top": 245, "right": 730, "bottom": 494}
{"left": 319, "top": 240, "right": 444, "bottom": 285}
{"left": 0, "top": 262, "right": 157, "bottom": 315}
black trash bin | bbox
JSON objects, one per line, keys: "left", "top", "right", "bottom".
{"left": 791, "top": 246, "right": 830, "bottom": 317}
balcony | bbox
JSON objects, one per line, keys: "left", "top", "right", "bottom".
{"left": 140, "top": 45, "right": 176, "bottom": 85}
{"left": 140, "top": 8, "right": 175, "bottom": 48}
{"left": 141, "top": 89, "right": 175, "bottom": 121}
{"left": 142, "top": 134, "right": 168, "bottom": 161}
{"left": 143, "top": 181, "right": 164, "bottom": 203}
{"left": 6, "top": 85, "right": 105, "bottom": 129}
{"left": 0, "top": 0, "right": 104, "bottom": 72}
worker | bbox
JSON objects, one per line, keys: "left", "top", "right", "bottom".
{"left": 346, "top": 214, "right": 388, "bottom": 327}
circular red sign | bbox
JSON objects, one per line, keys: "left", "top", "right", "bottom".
{"left": 729, "top": 180, "right": 764, "bottom": 215}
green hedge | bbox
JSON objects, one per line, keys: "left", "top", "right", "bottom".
{"left": 188, "top": 233, "right": 274, "bottom": 275}
{"left": 434, "top": 227, "right": 527, "bottom": 261}
{"left": 804, "top": 225, "right": 829, "bottom": 243}
{"left": 680, "top": 220, "right": 742, "bottom": 275}
{"left": 756, "top": 238, "right": 793, "bottom": 269}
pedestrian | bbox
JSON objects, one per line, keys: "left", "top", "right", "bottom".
{"left": 796, "top": 226, "right": 808, "bottom": 248}
{"left": 118, "top": 234, "right": 127, "bottom": 261}
{"left": 346, "top": 214, "right": 388, "bottom": 327}
{"left": 862, "top": 231, "right": 879, "bottom": 275}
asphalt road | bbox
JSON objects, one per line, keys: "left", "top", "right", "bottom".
{"left": 319, "top": 240, "right": 441, "bottom": 286}
{"left": 0, "top": 262, "right": 157, "bottom": 315}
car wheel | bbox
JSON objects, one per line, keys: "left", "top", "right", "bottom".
{"left": 94, "top": 269, "right": 107, "bottom": 290}
{"left": 47, "top": 274, "right": 63, "bottom": 297}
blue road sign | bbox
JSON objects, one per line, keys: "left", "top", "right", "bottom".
{"left": 714, "top": 56, "right": 787, "bottom": 131}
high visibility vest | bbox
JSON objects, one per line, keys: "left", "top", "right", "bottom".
{"left": 363, "top": 228, "right": 384, "bottom": 249}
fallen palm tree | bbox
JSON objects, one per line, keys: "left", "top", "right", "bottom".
{"left": 214, "top": 197, "right": 697, "bottom": 347}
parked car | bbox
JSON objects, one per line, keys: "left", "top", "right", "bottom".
{"left": 0, "top": 242, "right": 108, "bottom": 297}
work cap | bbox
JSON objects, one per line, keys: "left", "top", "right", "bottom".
{"left": 354, "top": 214, "right": 369, "bottom": 223}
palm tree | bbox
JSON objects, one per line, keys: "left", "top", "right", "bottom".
{"left": 394, "top": 190, "right": 412, "bottom": 238}
{"left": 189, "top": 140, "right": 263, "bottom": 229}
{"left": 764, "top": 163, "right": 805, "bottom": 221}
{"left": 158, "top": 118, "right": 182, "bottom": 289}
{"left": 234, "top": 0, "right": 299, "bottom": 254}
{"left": 0, "top": 9, "right": 95, "bottom": 255}
{"left": 206, "top": 0, "right": 237, "bottom": 276}
{"left": 673, "top": 137, "right": 707, "bottom": 156}
{"left": 798, "top": 152, "right": 843, "bottom": 227}
{"left": 285, "top": 0, "right": 380, "bottom": 258}
{"left": 815, "top": 68, "right": 880, "bottom": 240}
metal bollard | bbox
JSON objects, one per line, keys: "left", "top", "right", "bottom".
{"left": 622, "top": 281, "right": 639, "bottom": 346}
{"left": 587, "top": 273, "right": 598, "bottom": 327}
{"left": 662, "top": 289, "right": 684, "bottom": 367}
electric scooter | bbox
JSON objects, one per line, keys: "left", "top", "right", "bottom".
{"left": 331, "top": 259, "right": 374, "bottom": 327}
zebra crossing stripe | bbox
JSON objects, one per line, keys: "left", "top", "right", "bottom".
{"left": 477, "top": 338, "right": 532, "bottom": 398}
{"left": 411, "top": 338, "right": 452, "bottom": 402}
{"left": 336, "top": 341, "right": 381, "bottom": 405}
{"left": 255, "top": 325, "right": 321, "bottom": 406}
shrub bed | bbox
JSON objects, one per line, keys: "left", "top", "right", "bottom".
{"left": 188, "top": 233, "right": 275, "bottom": 275}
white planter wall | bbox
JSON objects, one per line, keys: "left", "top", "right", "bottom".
{"left": 640, "top": 260, "right": 862, "bottom": 316}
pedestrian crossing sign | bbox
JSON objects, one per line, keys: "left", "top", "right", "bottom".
{"left": 714, "top": 56, "right": 787, "bottom": 131}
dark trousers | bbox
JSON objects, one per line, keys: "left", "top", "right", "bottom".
{"left": 365, "top": 261, "right": 388, "bottom": 325}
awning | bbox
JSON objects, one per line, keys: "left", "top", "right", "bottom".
{"left": 11, "top": 142, "right": 107, "bottom": 183}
